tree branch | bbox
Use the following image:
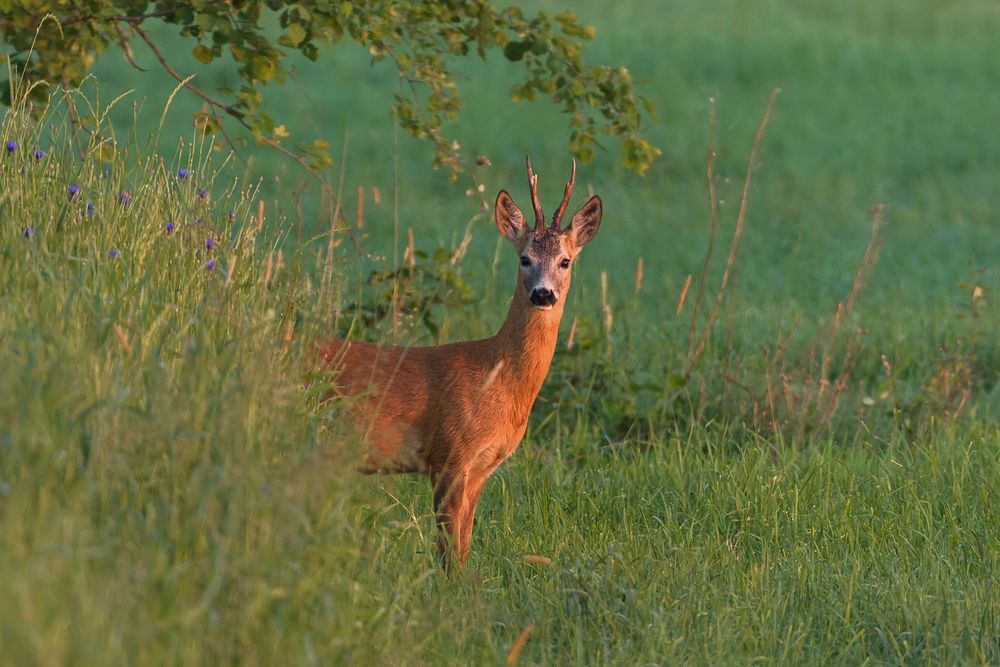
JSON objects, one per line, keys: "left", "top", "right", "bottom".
{"left": 112, "top": 20, "right": 146, "bottom": 72}
{"left": 125, "top": 19, "right": 246, "bottom": 128}
{"left": 258, "top": 136, "right": 324, "bottom": 184}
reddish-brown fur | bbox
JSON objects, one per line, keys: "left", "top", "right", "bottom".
{"left": 316, "top": 159, "right": 602, "bottom": 567}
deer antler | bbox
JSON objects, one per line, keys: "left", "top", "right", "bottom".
{"left": 551, "top": 159, "right": 576, "bottom": 230}
{"left": 525, "top": 155, "right": 545, "bottom": 230}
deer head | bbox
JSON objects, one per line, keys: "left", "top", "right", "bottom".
{"left": 494, "top": 157, "right": 603, "bottom": 310}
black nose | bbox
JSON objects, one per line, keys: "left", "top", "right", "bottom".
{"left": 529, "top": 287, "right": 557, "bottom": 306}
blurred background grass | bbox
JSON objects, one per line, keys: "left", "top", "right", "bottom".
{"left": 86, "top": 0, "right": 1000, "bottom": 388}
{"left": 3, "top": 0, "right": 1000, "bottom": 664}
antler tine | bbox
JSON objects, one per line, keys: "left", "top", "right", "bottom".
{"left": 551, "top": 159, "right": 577, "bottom": 230}
{"left": 525, "top": 155, "right": 545, "bottom": 230}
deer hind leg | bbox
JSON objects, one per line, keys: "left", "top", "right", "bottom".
{"left": 432, "top": 466, "right": 487, "bottom": 570}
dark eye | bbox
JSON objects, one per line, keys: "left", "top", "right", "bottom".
{"left": 520, "top": 256, "right": 531, "bottom": 267}
{"left": 560, "top": 258, "right": 571, "bottom": 269}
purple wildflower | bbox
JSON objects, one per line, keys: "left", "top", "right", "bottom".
{"left": 23, "top": 226, "right": 32, "bottom": 238}
{"left": 165, "top": 222, "right": 175, "bottom": 235}
{"left": 205, "top": 236, "right": 215, "bottom": 251}
{"left": 118, "top": 191, "right": 132, "bottom": 206}
{"left": 178, "top": 168, "right": 190, "bottom": 180}
{"left": 228, "top": 209, "right": 235, "bottom": 221}
{"left": 34, "top": 149, "right": 45, "bottom": 160}
{"left": 193, "top": 218, "right": 204, "bottom": 226}
{"left": 82, "top": 201, "right": 94, "bottom": 219}
{"left": 67, "top": 185, "right": 79, "bottom": 199}
{"left": 198, "top": 188, "right": 208, "bottom": 199}
{"left": 205, "top": 258, "right": 216, "bottom": 271}
{"left": 5, "top": 140, "right": 15, "bottom": 154}
{"left": 108, "top": 249, "right": 120, "bottom": 259}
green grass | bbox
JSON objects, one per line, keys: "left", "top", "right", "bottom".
{"left": 3, "top": 0, "right": 1000, "bottom": 664}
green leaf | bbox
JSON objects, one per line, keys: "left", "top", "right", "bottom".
{"left": 503, "top": 40, "right": 530, "bottom": 62}
{"left": 667, "top": 374, "right": 688, "bottom": 390}
{"left": 286, "top": 23, "right": 306, "bottom": 47}
{"left": 250, "top": 55, "right": 276, "bottom": 81}
{"left": 192, "top": 44, "right": 214, "bottom": 64}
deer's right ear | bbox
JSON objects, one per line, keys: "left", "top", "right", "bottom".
{"left": 495, "top": 190, "right": 526, "bottom": 243}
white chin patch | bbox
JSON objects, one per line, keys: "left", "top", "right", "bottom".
{"left": 532, "top": 304, "right": 555, "bottom": 311}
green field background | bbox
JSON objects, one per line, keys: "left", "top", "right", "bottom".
{"left": 3, "top": 1, "right": 1000, "bottom": 664}
{"left": 85, "top": 0, "right": 1000, "bottom": 391}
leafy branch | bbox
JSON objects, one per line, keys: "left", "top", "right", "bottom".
{"left": 1, "top": 1, "right": 661, "bottom": 175}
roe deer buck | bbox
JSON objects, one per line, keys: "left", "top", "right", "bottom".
{"left": 317, "top": 157, "right": 602, "bottom": 568}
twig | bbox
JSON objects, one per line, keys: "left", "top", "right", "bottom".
{"left": 127, "top": 21, "right": 243, "bottom": 124}
{"left": 804, "top": 204, "right": 885, "bottom": 378}
{"left": 114, "top": 13, "right": 344, "bottom": 184}
{"left": 112, "top": 20, "right": 146, "bottom": 71}
{"left": 259, "top": 136, "right": 326, "bottom": 185}
{"left": 686, "top": 87, "right": 781, "bottom": 375}
{"left": 688, "top": 95, "right": 719, "bottom": 356}
{"left": 60, "top": 9, "right": 177, "bottom": 28}
{"left": 843, "top": 204, "right": 885, "bottom": 317}
{"left": 124, "top": 20, "right": 249, "bottom": 162}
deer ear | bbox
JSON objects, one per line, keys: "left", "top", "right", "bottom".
{"left": 495, "top": 190, "right": 526, "bottom": 242}
{"left": 566, "top": 195, "right": 602, "bottom": 248}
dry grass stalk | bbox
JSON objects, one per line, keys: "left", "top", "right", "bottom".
{"left": 687, "top": 95, "right": 719, "bottom": 357}
{"left": 404, "top": 228, "right": 416, "bottom": 273}
{"left": 521, "top": 554, "right": 552, "bottom": 565}
{"left": 450, "top": 223, "right": 475, "bottom": 265}
{"left": 263, "top": 252, "right": 273, "bottom": 288}
{"left": 566, "top": 316, "right": 578, "bottom": 349}
{"left": 225, "top": 253, "right": 237, "bottom": 288}
{"left": 356, "top": 186, "right": 365, "bottom": 229}
{"left": 506, "top": 624, "right": 535, "bottom": 665}
{"left": 680, "top": 91, "right": 891, "bottom": 438}
{"left": 676, "top": 273, "right": 692, "bottom": 314}
{"left": 922, "top": 344, "right": 975, "bottom": 420}
{"left": 759, "top": 206, "right": 884, "bottom": 439}
{"left": 686, "top": 88, "right": 781, "bottom": 376}
{"left": 601, "top": 271, "right": 613, "bottom": 358}
{"left": 324, "top": 208, "right": 337, "bottom": 297}
{"left": 634, "top": 256, "right": 644, "bottom": 294}
{"left": 113, "top": 323, "right": 131, "bottom": 354}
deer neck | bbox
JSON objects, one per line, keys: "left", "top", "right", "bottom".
{"left": 491, "top": 283, "right": 565, "bottom": 401}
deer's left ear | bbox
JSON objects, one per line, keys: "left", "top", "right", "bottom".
{"left": 566, "top": 195, "right": 602, "bottom": 248}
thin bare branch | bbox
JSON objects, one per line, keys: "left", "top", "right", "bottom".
{"left": 259, "top": 136, "right": 326, "bottom": 185}
{"left": 688, "top": 95, "right": 719, "bottom": 358}
{"left": 805, "top": 203, "right": 885, "bottom": 372}
{"left": 686, "top": 87, "right": 781, "bottom": 376}
{"left": 126, "top": 21, "right": 245, "bottom": 127}
{"left": 112, "top": 20, "right": 146, "bottom": 72}
{"left": 843, "top": 204, "right": 885, "bottom": 316}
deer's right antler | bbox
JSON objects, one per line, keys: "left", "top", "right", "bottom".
{"left": 525, "top": 155, "right": 545, "bottom": 231}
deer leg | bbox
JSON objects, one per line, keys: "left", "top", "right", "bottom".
{"left": 455, "top": 480, "right": 486, "bottom": 560}
{"left": 432, "top": 467, "right": 487, "bottom": 570}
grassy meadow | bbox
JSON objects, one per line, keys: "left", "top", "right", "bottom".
{"left": 3, "top": 0, "right": 1000, "bottom": 664}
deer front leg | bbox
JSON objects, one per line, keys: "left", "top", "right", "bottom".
{"left": 432, "top": 466, "right": 487, "bottom": 570}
